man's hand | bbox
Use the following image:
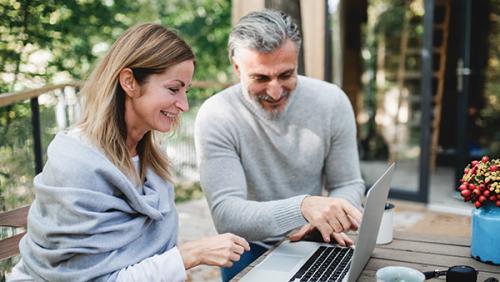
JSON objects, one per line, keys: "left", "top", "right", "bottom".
{"left": 300, "top": 196, "right": 362, "bottom": 243}
{"left": 288, "top": 224, "right": 315, "bottom": 241}
{"left": 288, "top": 224, "right": 354, "bottom": 246}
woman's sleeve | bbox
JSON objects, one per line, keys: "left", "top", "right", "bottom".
{"left": 116, "top": 247, "right": 186, "bottom": 282}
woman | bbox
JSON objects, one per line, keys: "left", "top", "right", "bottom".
{"left": 9, "top": 23, "right": 249, "bottom": 282}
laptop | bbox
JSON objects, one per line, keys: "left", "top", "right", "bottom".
{"left": 240, "top": 163, "right": 395, "bottom": 282}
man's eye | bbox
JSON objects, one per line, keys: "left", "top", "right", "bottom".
{"left": 254, "top": 77, "right": 269, "bottom": 82}
{"left": 279, "top": 73, "right": 292, "bottom": 80}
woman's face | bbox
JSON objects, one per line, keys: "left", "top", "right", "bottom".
{"left": 125, "top": 60, "right": 194, "bottom": 135}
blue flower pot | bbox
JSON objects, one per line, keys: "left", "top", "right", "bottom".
{"left": 471, "top": 203, "right": 500, "bottom": 265}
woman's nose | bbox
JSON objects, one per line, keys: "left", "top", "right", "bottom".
{"left": 176, "top": 93, "right": 189, "bottom": 112}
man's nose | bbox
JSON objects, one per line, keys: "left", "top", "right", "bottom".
{"left": 266, "top": 79, "right": 283, "bottom": 100}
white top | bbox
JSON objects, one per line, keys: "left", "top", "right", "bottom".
{"left": 9, "top": 249, "right": 186, "bottom": 282}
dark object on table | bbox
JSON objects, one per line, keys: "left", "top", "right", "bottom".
{"left": 423, "top": 265, "right": 478, "bottom": 281}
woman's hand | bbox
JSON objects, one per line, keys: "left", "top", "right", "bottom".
{"left": 178, "top": 233, "right": 250, "bottom": 269}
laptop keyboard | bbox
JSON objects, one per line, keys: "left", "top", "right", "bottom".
{"left": 289, "top": 246, "right": 353, "bottom": 282}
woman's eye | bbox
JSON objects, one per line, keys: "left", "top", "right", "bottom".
{"left": 168, "top": 88, "right": 179, "bottom": 94}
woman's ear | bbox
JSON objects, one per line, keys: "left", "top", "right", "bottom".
{"left": 119, "top": 68, "right": 140, "bottom": 98}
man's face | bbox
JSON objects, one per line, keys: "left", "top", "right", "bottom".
{"left": 232, "top": 39, "right": 298, "bottom": 115}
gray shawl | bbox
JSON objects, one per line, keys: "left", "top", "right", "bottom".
{"left": 19, "top": 132, "right": 179, "bottom": 281}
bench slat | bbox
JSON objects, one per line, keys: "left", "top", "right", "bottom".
{"left": 0, "top": 232, "right": 26, "bottom": 260}
{"left": 0, "top": 205, "right": 30, "bottom": 227}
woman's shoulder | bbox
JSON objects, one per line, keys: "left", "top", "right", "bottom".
{"left": 47, "top": 131, "right": 109, "bottom": 169}
{"left": 41, "top": 131, "right": 132, "bottom": 191}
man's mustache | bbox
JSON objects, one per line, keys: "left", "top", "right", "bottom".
{"left": 256, "top": 92, "right": 290, "bottom": 102}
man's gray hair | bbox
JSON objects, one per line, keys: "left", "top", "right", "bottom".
{"left": 228, "top": 9, "right": 301, "bottom": 58}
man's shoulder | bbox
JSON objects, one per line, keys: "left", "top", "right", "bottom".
{"left": 195, "top": 83, "right": 243, "bottom": 127}
{"left": 298, "top": 75, "right": 339, "bottom": 88}
{"left": 296, "top": 76, "right": 350, "bottom": 106}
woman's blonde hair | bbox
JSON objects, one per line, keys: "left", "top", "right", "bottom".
{"left": 78, "top": 23, "right": 194, "bottom": 183}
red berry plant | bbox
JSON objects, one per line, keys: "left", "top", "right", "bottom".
{"left": 458, "top": 156, "right": 500, "bottom": 208}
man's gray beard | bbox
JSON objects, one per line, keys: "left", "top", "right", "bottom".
{"left": 266, "top": 108, "right": 282, "bottom": 119}
{"left": 249, "top": 93, "right": 287, "bottom": 120}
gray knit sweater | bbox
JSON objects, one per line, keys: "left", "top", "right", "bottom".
{"left": 194, "top": 76, "right": 365, "bottom": 241}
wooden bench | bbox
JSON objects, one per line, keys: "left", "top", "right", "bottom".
{"left": 0, "top": 206, "right": 30, "bottom": 261}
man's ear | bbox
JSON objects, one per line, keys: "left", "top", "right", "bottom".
{"left": 119, "top": 68, "right": 140, "bottom": 98}
{"left": 231, "top": 57, "right": 242, "bottom": 79}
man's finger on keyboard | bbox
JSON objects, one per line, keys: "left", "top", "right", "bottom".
{"left": 333, "top": 232, "right": 353, "bottom": 246}
{"left": 336, "top": 212, "right": 352, "bottom": 231}
{"left": 327, "top": 216, "right": 343, "bottom": 233}
{"left": 288, "top": 224, "right": 313, "bottom": 241}
{"left": 343, "top": 203, "right": 362, "bottom": 226}
{"left": 317, "top": 223, "right": 334, "bottom": 243}
{"left": 348, "top": 214, "right": 360, "bottom": 230}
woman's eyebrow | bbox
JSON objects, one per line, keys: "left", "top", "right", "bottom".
{"left": 174, "top": 79, "right": 186, "bottom": 87}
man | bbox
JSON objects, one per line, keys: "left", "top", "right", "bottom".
{"left": 194, "top": 9, "right": 365, "bottom": 281}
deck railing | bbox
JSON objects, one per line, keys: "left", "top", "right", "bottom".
{"left": 0, "top": 83, "right": 83, "bottom": 174}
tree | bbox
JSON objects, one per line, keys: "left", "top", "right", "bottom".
{"left": 157, "top": 0, "right": 233, "bottom": 102}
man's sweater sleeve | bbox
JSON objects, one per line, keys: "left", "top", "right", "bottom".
{"left": 325, "top": 92, "right": 365, "bottom": 209}
{"left": 194, "top": 100, "right": 308, "bottom": 241}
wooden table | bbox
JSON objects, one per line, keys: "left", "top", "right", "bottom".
{"left": 232, "top": 232, "right": 500, "bottom": 281}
